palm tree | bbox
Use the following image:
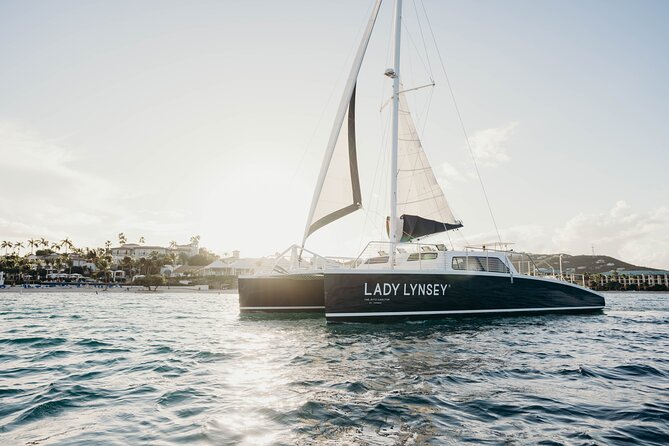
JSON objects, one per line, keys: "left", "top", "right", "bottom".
{"left": 95, "top": 257, "right": 111, "bottom": 283}
{"left": 18, "top": 257, "right": 33, "bottom": 284}
{"left": 118, "top": 233, "right": 127, "bottom": 245}
{"left": 28, "top": 238, "right": 38, "bottom": 255}
{"left": 54, "top": 256, "right": 63, "bottom": 273}
{"left": 40, "top": 238, "right": 49, "bottom": 250}
{"left": 139, "top": 236, "right": 145, "bottom": 244}
{"left": 51, "top": 241, "right": 60, "bottom": 253}
{"left": 169, "top": 240, "right": 177, "bottom": 249}
{"left": 137, "top": 257, "right": 146, "bottom": 275}
{"left": 120, "top": 256, "right": 134, "bottom": 278}
{"left": 104, "top": 240, "right": 112, "bottom": 253}
{"left": 14, "top": 241, "right": 25, "bottom": 256}
{"left": 190, "top": 235, "right": 201, "bottom": 246}
{"left": 1, "top": 241, "right": 12, "bottom": 255}
{"left": 59, "top": 238, "right": 74, "bottom": 254}
{"left": 61, "top": 252, "right": 72, "bottom": 275}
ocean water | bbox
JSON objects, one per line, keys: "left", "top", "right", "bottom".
{"left": 0, "top": 291, "right": 667, "bottom": 445}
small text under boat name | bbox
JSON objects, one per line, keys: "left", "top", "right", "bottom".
{"left": 364, "top": 282, "right": 451, "bottom": 297}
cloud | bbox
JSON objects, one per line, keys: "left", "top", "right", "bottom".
{"left": 463, "top": 201, "right": 669, "bottom": 270}
{"left": 551, "top": 201, "right": 669, "bottom": 269}
{"left": 0, "top": 120, "right": 193, "bottom": 247}
{"left": 468, "top": 122, "right": 517, "bottom": 167}
{"left": 437, "top": 161, "right": 467, "bottom": 188}
{"left": 436, "top": 122, "right": 517, "bottom": 190}
{"left": 0, "top": 121, "right": 105, "bottom": 191}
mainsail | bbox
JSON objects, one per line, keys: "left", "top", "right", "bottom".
{"left": 302, "top": 0, "right": 382, "bottom": 245}
{"left": 395, "top": 92, "right": 463, "bottom": 241}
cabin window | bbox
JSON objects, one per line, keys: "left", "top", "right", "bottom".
{"left": 364, "top": 256, "right": 389, "bottom": 265}
{"left": 407, "top": 252, "right": 439, "bottom": 261}
{"left": 452, "top": 256, "right": 509, "bottom": 273}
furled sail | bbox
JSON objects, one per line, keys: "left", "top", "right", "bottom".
{"left": 302, "top": 0, "right": 382, "bottom": 245}
{"left": 395, "top": 92, "right": 463, "bottom": 241}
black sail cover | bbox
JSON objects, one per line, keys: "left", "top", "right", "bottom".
{"left": 399, "top": 214, "right": 462, "bottom": 242}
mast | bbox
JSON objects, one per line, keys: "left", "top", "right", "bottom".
{"left": 389, "top": 0, "right": 402, "bottom": 268}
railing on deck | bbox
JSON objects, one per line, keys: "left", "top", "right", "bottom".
{"left": 345, "top": 241, "right": 589, "bottom": 286}
{"left": 352, "top": 241, "right": 449, "bottom": 271}
{"left": 252, "top": 245, "right": 352, "bottom": 276}
{"left": 258, "top": 242, "right": 591, "bottom": 287}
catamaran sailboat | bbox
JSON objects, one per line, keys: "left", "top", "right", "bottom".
{"left": 238, "top": 0, "right": 605, "bottom": 321}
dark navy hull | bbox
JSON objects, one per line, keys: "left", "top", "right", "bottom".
{"left": 324, "top": 272, "right": 605, "bottom": 323}
{"left": 238, "top": 274, "right": 324, "bottom": 313}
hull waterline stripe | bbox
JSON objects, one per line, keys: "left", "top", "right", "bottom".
{"left": 241, "top": 306, "right": 325, "bottom": 310}
{"left": 326, "top": 306, "right": 605, "bottom": 318}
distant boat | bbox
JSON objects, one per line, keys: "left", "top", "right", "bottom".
{"left": 239, "top": 0, "right": 605, "bottom": 321}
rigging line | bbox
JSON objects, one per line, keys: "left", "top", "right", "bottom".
{"left": 445, "top": 229, "right": 454, "bottom": 251}
{"left": 402, "top": 21, "right": 432, "bottom": 83}
{"left": 411, "top": 0, "right": 434, "bottom": 79}
{"left": 419, "top": 0, "right": 502, "bottom": 245}
{"left": 359, "top": 105, "right": 391, "bottom": 251}
{"left": 457, "top": 228, "right": 470, "bottom": 248}
{"left": 400, "top": 92, "right": 447, "bottom": 225}
{"left": 290, "top": 0, "right": 377, "bottom": 184}
{"left": 379, "top": 82, "right": 434, "bottom": 112}
{"left": 416, "top": 84, "right": 451, "bottom": 220}
{"left": 419, "top": 80, "right": 435, "bottom": 137}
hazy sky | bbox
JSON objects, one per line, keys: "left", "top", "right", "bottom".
{"left": 1, "top": 0, "right": 668, "bottom": 268}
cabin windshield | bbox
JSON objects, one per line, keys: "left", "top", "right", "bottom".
{"left": 364, "top": 256, "right": 389, "bottom": 265}
{"left": 407, "top": 252, "right": 439, "bottom": 261}
{"left": 452, "top": 256, "right": 509, "bottom": 273}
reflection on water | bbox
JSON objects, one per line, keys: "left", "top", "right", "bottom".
{"left": 0, "top": 291, "right": 668, "bottom": 445}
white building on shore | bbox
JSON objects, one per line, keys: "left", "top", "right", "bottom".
{"left": 110, "top": 241, "right": 198, "bottom": 261}
{"left": 599, "top": 270, "right": 669, "bottom": 289}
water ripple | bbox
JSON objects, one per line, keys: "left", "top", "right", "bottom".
{"left": 0, "top": 291, "right": 668, "bottom": 444}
